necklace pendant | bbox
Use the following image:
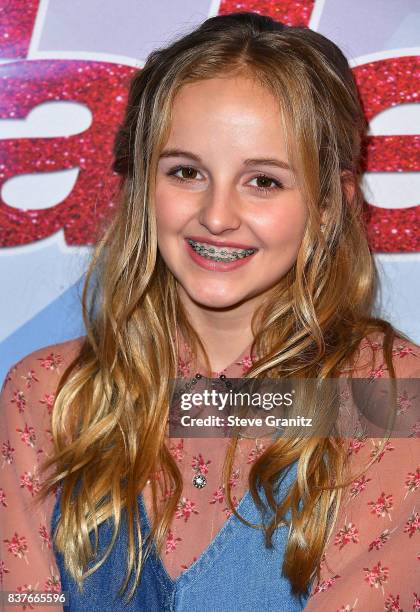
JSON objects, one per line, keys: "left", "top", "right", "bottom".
{"left": 192, "top": 473, "right": 207, "bottom": 489}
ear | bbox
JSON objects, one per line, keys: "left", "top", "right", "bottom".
{"left": 320, "top": 170, "right": 356, "bottom": 226}
{"left": 341, "top": 169, "right": 356, "bottom": 205}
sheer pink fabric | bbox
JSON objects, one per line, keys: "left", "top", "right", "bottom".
{"left": 1, "top": 333, "right": 419, "bottom": 611}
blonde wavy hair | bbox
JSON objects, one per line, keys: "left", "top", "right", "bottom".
{"left": 37, "top": 11, "right": 405, "bottom": 600}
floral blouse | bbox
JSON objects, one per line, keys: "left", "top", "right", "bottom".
{"left": 0, "top": 332, "right": 419, "bottom": 611}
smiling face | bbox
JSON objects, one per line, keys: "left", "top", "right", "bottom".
{"left": 155, "top": 73, "right": 308, "bottom": 315}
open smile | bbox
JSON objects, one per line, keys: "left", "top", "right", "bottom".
{"left": 185, "top": 238, "right": 258, "bottom": 272}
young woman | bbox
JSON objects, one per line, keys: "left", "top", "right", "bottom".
{"left": 1, "top": 11, "right": 419, "bottom": 612}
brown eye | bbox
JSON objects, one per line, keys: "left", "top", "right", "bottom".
{"left": 256, "top": 176, "right": 275, "bottom": 189}
{"left": 167, "top": 166, "right": 201, "bottom": 181}
{"left": 249, "top": 174, "right": 283, "bottom": 194}
{"left": 180, "top": 167, "right": 198, "bottom": 179}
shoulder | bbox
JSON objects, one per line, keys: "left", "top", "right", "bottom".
{"left": 0, "top": 336, "right": 86, "bottom": 475}
{"left": 345, "top": 330, "right": 420, "bottom": 379}
{"left": 1, "top": 336, "right": 86, "bottom": 395}
{"left": 0, "top": 339, "right": 86, "bottom": 588}
{"left": 9, "top": 335, "right": 85, "bottom": 375}
{"left": 308, "top": 332, "right": 419, "bottom": 609}
{"left": 0, "top": 336, "right": 86, "bottom": 437}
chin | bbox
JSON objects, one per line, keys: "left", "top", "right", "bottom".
{"left": 186, "top": 286, "right": 247, "bottom": 310}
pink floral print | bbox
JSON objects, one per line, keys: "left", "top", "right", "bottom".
{"left": 363, "top": 560, "right": 389, "bottom": 592}
{"left": 334, "top": 522, "right": 360, "bottom": 550}
{"left": 368, "top": 492, "right": 394, "bottom": 519}
{"left": 0, "top": 330, "right": 418, "bottom": 612}
{"left": 368, "top": 528, "right": 396, "bottom": 552}
{"left": 175, "top": 497, "right": 199, "bottom": 522}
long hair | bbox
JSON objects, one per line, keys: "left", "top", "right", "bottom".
{"left": 36, "top": 11, "right": 406, "bottom": 598}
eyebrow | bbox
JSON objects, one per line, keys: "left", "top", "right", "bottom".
{"left": 159, "top": 148, "right": 293, "bottom": 172}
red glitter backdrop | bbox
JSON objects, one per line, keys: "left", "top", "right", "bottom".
{"left": 0, "top": 0, "right": 418, "bottom": 252}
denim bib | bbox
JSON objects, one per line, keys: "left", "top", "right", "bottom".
{"left": 51, "top": 461, "right": 310, "bottom": 611}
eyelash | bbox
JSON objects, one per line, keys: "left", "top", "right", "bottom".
{"left": 166, "top": 165, "right": 284, "bottom": 195}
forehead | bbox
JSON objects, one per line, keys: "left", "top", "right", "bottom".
{"left": 171, "top": 74, "right": 280, "bottom": 120}
{"left": 165, "top": 75, "right": 291, "bottom": 157}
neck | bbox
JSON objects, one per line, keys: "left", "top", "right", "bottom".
{"left": 178, "top": 288, "right": 263, "bottom": 373}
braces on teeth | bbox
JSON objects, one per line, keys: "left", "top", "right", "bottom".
{"left": 188, "top": 239, "right": 256, "bottom": 262}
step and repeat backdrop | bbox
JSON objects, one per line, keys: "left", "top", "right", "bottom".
{"left": 0, "top": 0, "right": 419, "bottom": 381}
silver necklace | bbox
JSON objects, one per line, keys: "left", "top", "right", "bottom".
{"left": 192, "top": 472, "right": 207, "bottom": 489}
{"left": 173, "top": 371, "right": 233, "bottom": 489}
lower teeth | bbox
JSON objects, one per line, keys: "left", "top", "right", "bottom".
{"left": 196, "top": 251, "right": 248, "bottom": 262}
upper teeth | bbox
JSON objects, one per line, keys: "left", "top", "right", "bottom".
{"left": 188, "top": 239, "right": 256, "bottom": 260}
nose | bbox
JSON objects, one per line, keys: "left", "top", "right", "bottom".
{"left": 198, "top": 184, "right": 241, "bottom": 235}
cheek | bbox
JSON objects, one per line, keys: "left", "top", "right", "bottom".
{"left": 155, "top": 187, "right": 171, "bottom": 229}
{"left": 155, "top": 197, "right": 180, "bottom": 240}
{"left": 155, "top": 186, "right": 192, "bottom": 234}
{"left": 256, "top": 202, "right": 308, "bottom": 250}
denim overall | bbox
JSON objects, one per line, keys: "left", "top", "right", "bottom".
{"left": 51, "top": 461, "right": 311, "bottom": 611}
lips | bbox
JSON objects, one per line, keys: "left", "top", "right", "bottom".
{"left": 185, "top": 238, "right": 258, "bottom": 272}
